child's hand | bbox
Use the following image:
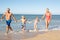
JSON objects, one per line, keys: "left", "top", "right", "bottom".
{"left": 0, "top": 18, "right": 2, "bottom": 21}
{"left": 28, "top": 21, "right": 32, "bottom": 24}
{"left": 40, "top": 19, "right": 41, "bottom": 22}
{"left": 15, "top": 20, "right": 17, "bottom": 23}
{"left": 39, "top": 19, "right": 41, "bottom": 22}
{"left": 29, "top": 22, "right": 31, "bottom": 24}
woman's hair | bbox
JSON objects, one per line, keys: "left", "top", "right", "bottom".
{"left": 46, "top": 8, "right": 50, "bottom": 13}
{"left": 46, "top": 8, "right": 49, "bottom": 10}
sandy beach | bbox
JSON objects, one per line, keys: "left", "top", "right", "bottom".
{"left": 0, "top": 30, "right": 60, "bottom": 40}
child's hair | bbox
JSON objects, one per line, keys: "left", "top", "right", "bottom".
{"left": 24, "top": 17, "right": 25, "bottom": 19}
{"left": 36, "top": 16, "right": 38, "bottom": 18}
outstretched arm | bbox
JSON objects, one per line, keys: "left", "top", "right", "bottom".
{"left": 11, "top": 14, "right": 17, "bottom": 22}
{"left": 41, "top": 14, "right": 45, "bottom": 20}
{"left": 0, "top": 13, "right": 5, "bottom": 21}
{"left": 27, "top": 20, "right": 31, "bottom": 23}
{"left": 27, "top": 19, "right": 34, "bottom": 24}
{"left": 1, "top": 14, "right": 5, "bottom": 19}
{"left": 38, "top": 14, "right": 45, "bottom": 22}
{"left": 17, "top": 19, "right": 21, "bottom": 22}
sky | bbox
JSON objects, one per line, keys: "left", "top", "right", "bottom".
{"left": 0, "top": 0, "right": 60, "bottom": 15}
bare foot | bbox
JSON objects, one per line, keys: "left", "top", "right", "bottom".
{"left": 5, "top": 33, "right": 8, "bottom": 35}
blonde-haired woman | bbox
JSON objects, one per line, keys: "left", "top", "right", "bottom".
{"left": 42, "top": 8, "right": 52, "bottom": 30}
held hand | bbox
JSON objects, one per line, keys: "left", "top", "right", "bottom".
{"left": 28, "top": 21, "right": 32, "bottom": 24}
{"left": 15, "top": 20, "right": 17, "bottom": 23}
{"left": 28, "top": 22, "right": 31, "bottom": 24}
{"left": 0, "top": 18, "right": 2, "bottom": 21}
{"left": 42, "top": 18, "right": 44, "bottom": 20}
{"left": 17, "top": 19, "right": 21, "bottom": 22}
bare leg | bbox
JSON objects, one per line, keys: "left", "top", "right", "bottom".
{"left": 9, "top": 26, "right": 13, "bottom": 31}
{"left": 22, "top": 26, "right": 25, "bottom": 32}
{"left": 45, "top": 20, "right": 48, "bottom": 29}
{"left": 8, "top": 26, "right": 14, "bottom": 34}
{"left": 34, "top": 24, "right": 37, "bottom": 31}
{"left": 45, "top": 19, "right": 50, "bottom": 30}
{"left": 22, "top": 28, "right": 25, "bottom": 32}
{"left": 6, "top": 26, "right": 9, "bottom": 34}
{"left": 47, "top": 20, "right": 50, "bottom": 29}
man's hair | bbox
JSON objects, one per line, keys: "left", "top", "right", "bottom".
{"left": 7, "top": 8, "right": 10, "bottom": 10}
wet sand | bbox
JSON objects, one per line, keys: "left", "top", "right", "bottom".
{"left": 0, "top": 30, "right": 60, "bottom": 40}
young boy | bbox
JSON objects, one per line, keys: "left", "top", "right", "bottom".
{"left": 18, "top": 16, "right": 27, "bottom": 32}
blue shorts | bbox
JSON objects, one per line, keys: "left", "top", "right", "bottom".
{"left": 6, "top": 20, "right": 11, "bottom": 26}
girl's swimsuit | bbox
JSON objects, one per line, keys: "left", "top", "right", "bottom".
{"left": 34, "top": 19, "right": 38, "bottom": 25}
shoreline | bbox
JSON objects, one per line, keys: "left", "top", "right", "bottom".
{"left": 0, "top": 30, "right": 60, "bottom": 40}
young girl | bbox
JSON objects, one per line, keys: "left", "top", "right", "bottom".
{"left": 29, "top": 16, "right": 40, "bottom": 32}
{"left": 34, "top": 16, "right": 39, "bottom": 31}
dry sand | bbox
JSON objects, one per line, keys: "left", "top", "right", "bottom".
{"left": 0, "top": 30, "right": 60, "bottom": 40}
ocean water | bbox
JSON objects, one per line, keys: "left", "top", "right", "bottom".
{"left": 0, "top": 14, "right": 60, "bottom": 32}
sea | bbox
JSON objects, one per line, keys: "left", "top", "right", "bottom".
{"left": 0, "top": 14, "right": 60, "bottom": 32}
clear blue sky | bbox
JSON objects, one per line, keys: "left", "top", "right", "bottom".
{"left": 0, "top": 0, "right": 60, "bottom": 15}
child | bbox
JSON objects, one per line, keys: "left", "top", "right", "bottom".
{"left": 18, "top": 16, "right": 29, "bottom": 32}
{"left": 29, "top": 16, "right": 40, "bottom": 32}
